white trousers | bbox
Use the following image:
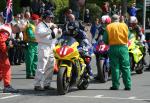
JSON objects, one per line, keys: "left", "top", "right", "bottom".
{"left": 34, "top": 44, "right": 54, "bottom": 87}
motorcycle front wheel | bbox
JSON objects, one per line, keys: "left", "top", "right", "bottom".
{"left": 97, "top": 59, "right": 109, "bottom": 83}
{"left": 57, "top": 67, "right": 70, "bottom": 95}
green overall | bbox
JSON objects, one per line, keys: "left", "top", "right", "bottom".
{"left": 103, "top": 22, "right": 131, "bottom": 89}
{"left": 24, "top": 22, "right": 38, "bottom": 77}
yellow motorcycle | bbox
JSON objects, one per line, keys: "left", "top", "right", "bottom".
{"left": 53, "top": 36, "right": 90, "bottom": 95}
{"left": 128, "top": 33, "right": 144, "bottom": 74}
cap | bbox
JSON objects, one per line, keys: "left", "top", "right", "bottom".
{"left": 31, "top": 14, "right": 40, "bottom": 20}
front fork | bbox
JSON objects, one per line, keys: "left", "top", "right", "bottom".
{"left": 96, "top": 55, "right": 110, "bottom": 72}
{"left": 104, "top": 58, "right": 109, "bottom": 72}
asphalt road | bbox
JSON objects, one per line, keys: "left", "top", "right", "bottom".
{"left": 0, "top": 53, "right": 150, "bottom": 103}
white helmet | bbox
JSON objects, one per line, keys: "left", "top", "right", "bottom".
{"left": 101, "top": 15, "right": 111, "bottom": 24}
{"left": 130, "top": 16, "right": 138, "bottom": 23}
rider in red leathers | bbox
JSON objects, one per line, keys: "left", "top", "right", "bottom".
{"left": 0, "top": 23, "right": 20, "bottom": 93}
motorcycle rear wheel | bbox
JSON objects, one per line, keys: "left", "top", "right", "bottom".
{"left": 135, "top": 60, "right": 144, "bottom": 74}
{"left": 129, "top": 54, "right": 135, "bottom": 71}
{"left": 77, "top": 77, "right": 89, "bottom": 90}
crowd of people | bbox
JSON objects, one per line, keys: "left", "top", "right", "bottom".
{"left": 0, "top": 1, "right": 150, "bottom": 93}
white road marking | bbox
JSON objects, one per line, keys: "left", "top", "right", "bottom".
{"left": 65, "top": 95, "right": 150, "bottom": 101}
{"left": 94, "top": 95, "right": 104, "bottom": 98}
{"left": 128, "top": 97, "right": 136, "bottom": 99}
{"left": 0, "top": 93, "right": 12, "bottom": 95}
{"left": 65, "top": 96, "right": 89, "bottom": 98}
{"left": 0, "top": 95, "right": 20, "bottom": 100}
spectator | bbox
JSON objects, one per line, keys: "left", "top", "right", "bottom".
{"left": 117, "top": 5, "right": 122, "bottom": 16}
{"left": 31, "top": 0, "right": 40, "bottom": 15}
{"left": 39, "top": 0, "right": 45, "bottom": 16}
{"left": 44, "top": 0, "right": 56, "bottom": 12}
{"left": 7, "top": 21, "right": 16, "bottom": 65}
{"left": 70, "top": 0, "right": 80, "bottom": 20}
{"left": 103, "top": 14, "right": 131, "bottom": 90}
{"left": 90, "top": 18, "right": 100, "bottom": 42}
{"left": 0, "top": 12, "right": 4, "bottom": 25}
{"left": 64, "top": 8, "right": 72, "bottom": 23}
{"left": 20, "top": 0, "right": 31, "bottom": 13}
{"left": 146, "top": 17, "right": 150, "bottom": 29}
{"left": 101, "top": 2, "right": 110, "bottom": 15}
{"left": 84, "top": 9, "right": 91, "bottom": 24}
{"left": 24, "top": 11, "right": 31, "bottom": 23}
{"left": 23, "top": 11, "right": 31, "bottom": 42}
{"left": 111, "top": 4, "right": 118, "bottom": 15}
{"left": 13, "top": 32, "right": 22, "bottom": 65}
{"left": 127, "top": 3, "right": 137, "bottom": 17}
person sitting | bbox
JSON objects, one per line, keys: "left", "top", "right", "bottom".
{"left": 63, "top": 21, "right": 93, "bottom": 76}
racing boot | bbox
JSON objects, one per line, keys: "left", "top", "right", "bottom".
{"left": 3, "top": 85, "right": 19, "bottom": 93}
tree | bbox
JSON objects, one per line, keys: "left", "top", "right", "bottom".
{"left": 121, "top": 0, "right": 128, "bottom": 16}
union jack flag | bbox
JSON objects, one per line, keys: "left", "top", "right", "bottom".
{"left": 5, "top": 0, "right": 13, "bottom": 23}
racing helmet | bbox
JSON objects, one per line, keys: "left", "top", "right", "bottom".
{"left": 129, "top": 16, "right": 138, "bottom": 27}
{"left": 67, "top": 21, "right": 79, "bottom": 36}
{"left": 129, "top": 16, "right": 138, "bottom": 24}
{"left": 101, "top": 15, "right": 111, "bottom": 24}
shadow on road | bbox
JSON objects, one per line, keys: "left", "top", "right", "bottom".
{"left": 17, "top": 88, "right": 87, "bottom": 96}
{"left": 144, "top": 100, "right": 150, "bottom": 103}
{"left": 18, "top": 89, "right": 58, "bottom": 96}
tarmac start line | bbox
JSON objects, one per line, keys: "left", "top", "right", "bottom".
{"left": 65, "top": 95, "right": 150, "bottom": 101}
{"left": 0, "top": 94, "right": 20, "bottom": 100}
{"left": 0, "top": 94, "right": 150, "bottom": 101}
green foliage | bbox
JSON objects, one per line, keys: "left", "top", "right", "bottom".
{"left": 53, "top": 0, "right": 68, "bottom": 23}
{"left": 0, "top": 0, "right": 6, "bottom": 12}
{"left": 87, "top": 0, "right": 121, "bottom": 6}
{"left": 87, "top": 0, "right": 103, "bottom": 6}
{"left": 85, "top": 3, "right": 101, "bottom": 22}
{"left": 13, "top": 0, "right": 22, "bottom": 15}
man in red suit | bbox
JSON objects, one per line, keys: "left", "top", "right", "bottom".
{"left": 0, "top": 23, "right": 20, "bottom": 93}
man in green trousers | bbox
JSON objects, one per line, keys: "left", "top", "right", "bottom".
{"left": 24, "top": 14, "right": 40, "bottom": 79}
{"left": 103, "top": 14, "right": 131, "bottom": 90}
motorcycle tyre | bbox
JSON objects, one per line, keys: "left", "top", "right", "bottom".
{"left": 135, "top": 60, "right": 144, "bottom": 74}
{"left": 57, "top": 67, "right": 69, "bottom": 95}
{"left": 97, "top": 59, "right": 109, "bottom": 83}
{"left": 129, "top": 55, "right": 135, "bottom": 71}
{"left": 77, "top": 77, "right": 89, "bottom": 90}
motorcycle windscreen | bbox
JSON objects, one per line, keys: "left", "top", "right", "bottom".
{"left": 57, "top": 36, "right": 78, "bottom": 46}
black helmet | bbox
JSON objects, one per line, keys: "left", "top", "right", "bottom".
{"left": 67, "top": 21, "right": 79, "bottom": 31}
{"left": 66, "top": 21, "right": 79, "bottom": 36}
